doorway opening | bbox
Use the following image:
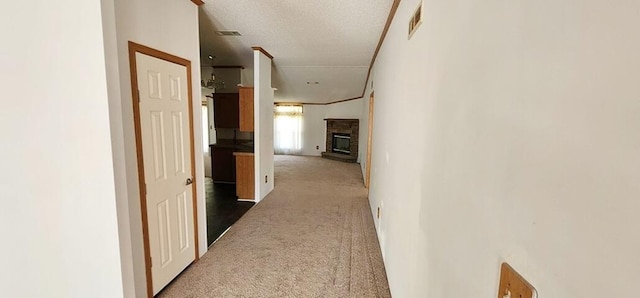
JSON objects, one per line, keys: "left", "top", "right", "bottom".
{"left": 205, "top": 90, "right": 255, "bottom": 246}
{"left": 365, "top": 92, "right": 375, "bottom": 189}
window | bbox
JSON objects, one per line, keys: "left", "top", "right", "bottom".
{"left": 274, "top": 105, "right": 303, "bottom": 155}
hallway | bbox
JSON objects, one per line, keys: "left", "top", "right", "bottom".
{"left": 159, "top": 155, "right": 390, "bottom": 297}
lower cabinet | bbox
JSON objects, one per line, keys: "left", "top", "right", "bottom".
{"left": 211, "top": 146, "right": 235, "bottom": 183}
{"left": 234, "top": 152, "right": 254, "bottom": 200}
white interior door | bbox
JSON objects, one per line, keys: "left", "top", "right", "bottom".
{"left": 136, "top": 52, "right": 195, "bottom": 295}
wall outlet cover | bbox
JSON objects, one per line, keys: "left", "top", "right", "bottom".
{"left": 497, "top": 263, "right": 537, "bottom": 298}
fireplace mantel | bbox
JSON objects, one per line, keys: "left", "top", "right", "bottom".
{"left": 321, "top": 119, "right": 359, "bottom": 163}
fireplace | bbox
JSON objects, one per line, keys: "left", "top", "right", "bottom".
{"left": 321, "top": 118, "right": 359, "bottom": 163}
{"left": 332, "top": 133, "right": 351, "bottom": 154}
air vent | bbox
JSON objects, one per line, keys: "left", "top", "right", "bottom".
{"left": 408, "top": 1, "right": 423, "bottom": 39}
{"left": 216, "top": 30, "right": 242, "bottom": 36}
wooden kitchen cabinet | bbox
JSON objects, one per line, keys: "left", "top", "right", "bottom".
{"left": 211, "top": 146, "right": 235, "bottom": 183}
{"left": 213, "top": 93, "right": 239, "bottom": 129}
{"left": 238, "top": 87, "right": 254, "bottom": 132}
{"left": 234, "top": 152, "right": 254, "bottom": 200}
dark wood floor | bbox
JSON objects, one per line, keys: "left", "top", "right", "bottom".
{"left": 205, "top": 178, "right": 255, "bottom": 246}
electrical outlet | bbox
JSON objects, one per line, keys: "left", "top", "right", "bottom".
{"left": 265, "top": 175, "right": 268, "bottom": 184}
{"left": 497, "top": 263, "right": 536, "bottom": 298}
{"left": 316, "top": 145, "right": 319, "bottom": 150}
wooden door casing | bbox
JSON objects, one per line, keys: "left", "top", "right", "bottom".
{"left": 128, "top": 41, "right": 199, "bottom": 298}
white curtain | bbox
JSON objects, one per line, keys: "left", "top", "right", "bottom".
{"left": 274, "top": 105, "right": 303, "bottom": 155}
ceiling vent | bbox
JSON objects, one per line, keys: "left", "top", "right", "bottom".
{"left": 408, "top": 1, "right": 423, "bottom": 39}
{"left": 216, "top": 30, "right": 242, "bottom": 36}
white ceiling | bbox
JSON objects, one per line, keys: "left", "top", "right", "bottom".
{"left": 198, "top": 0, "right": 393, "bottom": 103}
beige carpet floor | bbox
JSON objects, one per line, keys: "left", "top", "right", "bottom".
{"left": 158, "top": 155, "right": 391, "bottom": 298}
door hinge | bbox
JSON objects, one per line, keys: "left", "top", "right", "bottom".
{"left": 137, "top": 89, "right": 140, "bottom": 102}
{"left": 143, "top": 183, "right": 147, "bottom": 196}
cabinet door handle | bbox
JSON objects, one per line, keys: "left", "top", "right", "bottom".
{"left": 186, "top": 178, "right": 193, "bottom": 186}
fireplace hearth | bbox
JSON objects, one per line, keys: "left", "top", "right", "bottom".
{"left": 321, "top": 119, "right": 359, "bottom": 163}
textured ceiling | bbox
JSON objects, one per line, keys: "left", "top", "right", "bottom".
{"left": 199, "top": 0, "right": 393, "bottom": 103}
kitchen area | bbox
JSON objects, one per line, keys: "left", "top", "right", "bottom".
{"left": 202, "top": 65, "right": 256, "bottom": 245}
{"left": 208, "top": 86, "right": 255, "bottom": 200}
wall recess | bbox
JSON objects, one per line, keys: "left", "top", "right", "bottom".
{"left": 408, "top": 1, "right": 423, "bottom": 39}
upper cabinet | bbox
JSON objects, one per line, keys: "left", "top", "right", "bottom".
{"left": 239, "top": 87, "right": 254, "bottom": 132}
{"left": 213, "top": 93, "right": 239, "bottom": 129}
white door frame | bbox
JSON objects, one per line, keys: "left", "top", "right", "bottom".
{"left": 128, "top": 41, "right": 200, "bottom": 298}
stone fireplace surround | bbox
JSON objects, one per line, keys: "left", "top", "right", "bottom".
{"left": 321, "top": 118, "right": 359, "bottom": 163}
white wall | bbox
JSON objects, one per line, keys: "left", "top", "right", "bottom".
{"left": 300, "top": 105, "right": 327, "bottom": 156}
{"left": 325, "top": 99, "right": 363, "bottom": 119}
{"left": 103, "top": 0, "right": 204, "bottom": 297}
{"left": 300, "top": 99, "right": 364, "bottom": 159}
{"left": 0, "top": 1, "right": 124, "bottom": 297}
{"left": 100, "top": 0, "right": 136, "bottom": 296}
{"left": 254, "top": 51, "right": 275, "bottom": 201}
{"left": 367, "top": 0, "right": 640, "bottom": 297}
{"left": 241, "top": 68, "right": 255, "bottom": 87}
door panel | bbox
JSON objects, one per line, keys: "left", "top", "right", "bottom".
{"left": 169, "top": 76, "right": 182, "bottom": 101}
{"left": 150, "top": 111, "right": 167, "bottom": 181}
{"left": 176, "top": 192, "right": 189, "bottom": 252}
{"left": 136, "top": 52, "right": 195, "bottom": 295}
{"left": 157, "top": 199, "right": 172, "bottom": 266}
{"left": 172, "top": 112, "right": 186, "bottom": 175}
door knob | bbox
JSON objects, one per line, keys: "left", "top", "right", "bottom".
{"left": 186, "top": 178, "right": 193, "bottom": 185}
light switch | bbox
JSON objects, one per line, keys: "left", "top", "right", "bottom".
{"left": 497, "top": 263, "right": 536, "bottom": 298}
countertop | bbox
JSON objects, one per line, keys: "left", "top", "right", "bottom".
{"left": 210, "top": 139, "right": 254, "bottom": 153}
{"left": 233, "top": 152, "right": 254, "bottom": 156}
